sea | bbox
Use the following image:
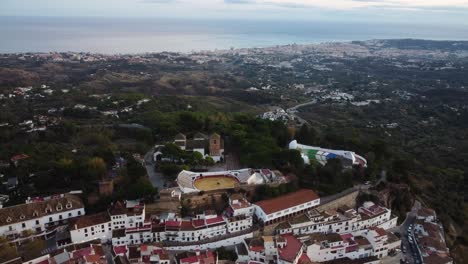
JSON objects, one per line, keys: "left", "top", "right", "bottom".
{"left": 1, "top": 16, "right": 468, "bottom": 54}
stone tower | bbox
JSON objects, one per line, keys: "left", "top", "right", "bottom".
{"left": 209, "top": 133, "right": 221, "bottom": 156}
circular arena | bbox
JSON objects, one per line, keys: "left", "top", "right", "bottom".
{"left": 176, "top": 169, "right": 252, "bottom": 193}
{"left": 193, "top": 175, "right": 240, "bottom": 191}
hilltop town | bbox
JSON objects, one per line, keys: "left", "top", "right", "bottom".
{"left": 0, "top": 39, "right": 466, "bottom": 263}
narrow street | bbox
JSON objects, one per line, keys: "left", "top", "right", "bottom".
{"left": 389, "top": 200, "right": 422, "bottom": 264}
{"left": 144, "top": 148, "right": 167, "bottom": 190}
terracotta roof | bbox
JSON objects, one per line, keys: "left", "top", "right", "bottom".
{"left": 0, "top": 194, "right": 83, "bottom": 226}
{"left": 128, "top": 246, "right": 141, "bottom": 260}
{"left": 255, "top": 189, "right": 319, "bottom": 215}
{"left": 368, "top": 226, "right": 386, "bottom": 237}
{"left": 114, "top": 246, "right": 128, "bottom": 255}
{"left": 10, "top": 154, "right": 30, "bottom": 162}
{"left": 70, "top": 212, "right": 110, "bottom": 229}
{"left": 178, "top": 250, "right": 216, "bottom": 264}
{"left": 278, "top": 234, "right": 303, "bottom": 263}
{"left": 298, "top": 253, "right": 314, "bottom": 264}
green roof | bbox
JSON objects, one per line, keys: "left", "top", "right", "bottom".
{"left": 305, "top": 149, "right": 318, "bottom": 160}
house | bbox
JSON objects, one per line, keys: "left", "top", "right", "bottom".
{"left": 0, "top": 194, "right": 84, "bottom": 240}
{"left": 254, "top": 189, "right": 320, "bottom": 225}
{"left": 276, "top": 202, "right": 397, "bottom": 238}
{"left": 305, "top": 227, "right": 399, "bottom": 262}
{"left": 172, "top": 132, "right": 225, "bottom": 162}
{"left": 126, "top": 244, "right": 170, "bottom": 264}
{"left": 239, "top": 234, "right": 304, "bottom": 264}
{"left": 70, "top": 212, "right": 112, "bottom": 244}
{"left": 10, "top": 154, "right": 30, "bottom": 167}
{"left": 176, "top": 250, "right": 217, "bottom": 264}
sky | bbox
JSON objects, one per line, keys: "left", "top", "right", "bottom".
{"left": 1, "top": 0, "right": 468, "bottom": 26}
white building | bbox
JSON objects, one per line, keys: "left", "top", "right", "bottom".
{"left": 305, "top": 226, "right": 400, "bottom": 262}
{"left": 70, "top": 212, "right": 112, "bottom": 244}
{"left": 70, "top": 200, "right": 147, "bottom": 245}
{"left": 112, "top": 195, "right": 255, "bottom": 247}
{"left": 289, "top": 140, "right": 367, "bottom": 167}
{"left": 276, "top": 202, "right": 397, "bottom": 236}
{"left": 254, "top": 189, "right": 320, "bottom": 225}
{"left": 0, "top": 194, "right": 84, "bottom": 241}
{"left": 236, "top": 234, "right": 305, "bottom": 264}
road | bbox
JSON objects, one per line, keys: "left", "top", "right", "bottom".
{"left": 390, "top": 200, "right": 422, "bottom": 264}
{"left": 144, "top": 148, "right": 167, "bottom": 190}
{"left": 285, "top": 99, "right": 317, "bottom": 126}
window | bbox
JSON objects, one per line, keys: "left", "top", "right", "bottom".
{"left": 49, "top": 217, "right": 53, "bottom": 222}
{"left": 68, "top": 213, "right": 72, "bottom": 217}
{"left": 59, "top": 215, "right": 63, "bottom": 220}
{"left": 66, "top": 203, "right": 72, "bottom": 209}
{"left": 78, "top": 211, "right": 82, "bottom": 215}
{"left": 36, "top": 220, "right": 39, "bottom": 225}
{"left": 22, "top": 223, "right": 26, "bottom": 228}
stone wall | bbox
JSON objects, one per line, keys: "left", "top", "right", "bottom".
{"left": 317, "top": 189, "right": 359, "bottom": 212}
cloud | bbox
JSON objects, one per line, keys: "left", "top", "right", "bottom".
{"left": 224, "top": 0, "right": 255, "bottom": 3}
{"left": 223, "top": 0, "right": 468, "bottom": 10}
{"left": 141, "top": 0, "right": 178, "bottom": 3}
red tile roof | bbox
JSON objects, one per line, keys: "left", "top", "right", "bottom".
{"left": 180, "top": 251, "right": 216, "bottom": 264}
{"left": 298, "top": 253, "right": 314, "bottom": 264}
{"left": 205, "top": 216, "right": 224, "bottom": 225}
{"left": 255, "top": 189, "right": 319, "bottom": 215}
{"left": 114, "top": 246, "right": 127, "bottom": 255}
{"left": 278, "top": 234, "right": 303, "bottom": 263}
{"left": 192, "top": 219, "right": 205, "bottom": 228}
{"left": 70, "top": 212, "right": 110, "bottom": 229}
{"left": 369, "top": 226, "right": 386, "bottom": 237}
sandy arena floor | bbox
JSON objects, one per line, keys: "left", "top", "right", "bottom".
{"left": 193, "top": 177, "right": 239, "bottom": 191}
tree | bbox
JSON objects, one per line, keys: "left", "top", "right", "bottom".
{"left": 0, "top": 236, "right": 18, "bottom": 262}
{"left": 188, "top": 152, "right": 204, "bottom": 169}
{"left": 125, "top": 178, "right": 158, "bottom": 201}
{"left": 273, "top": 149, "right": 304, "bottom": 171}
{"left": 204, "top": 156, "right": 215, "bottom": 167}
{"left": 55, "top": 158, "right": 77, "bottom": 183}
{"left": 161, "top": 143, "right": 185, "bottom": 162}
{"left": 21, "top": 238, "right": 46, "bottom": 261}
{"left": 160, "top": 163, "right": 182, "bottom": 179}
{"left": 86, "top": 157, "right": 107, "bottom": 181}
{"left": 296, "top": 124, "right": 317, "bottom": 145}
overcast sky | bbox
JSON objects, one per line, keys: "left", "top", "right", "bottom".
{"left": 1, "top": 0, "right": 468, "bottom": 25}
